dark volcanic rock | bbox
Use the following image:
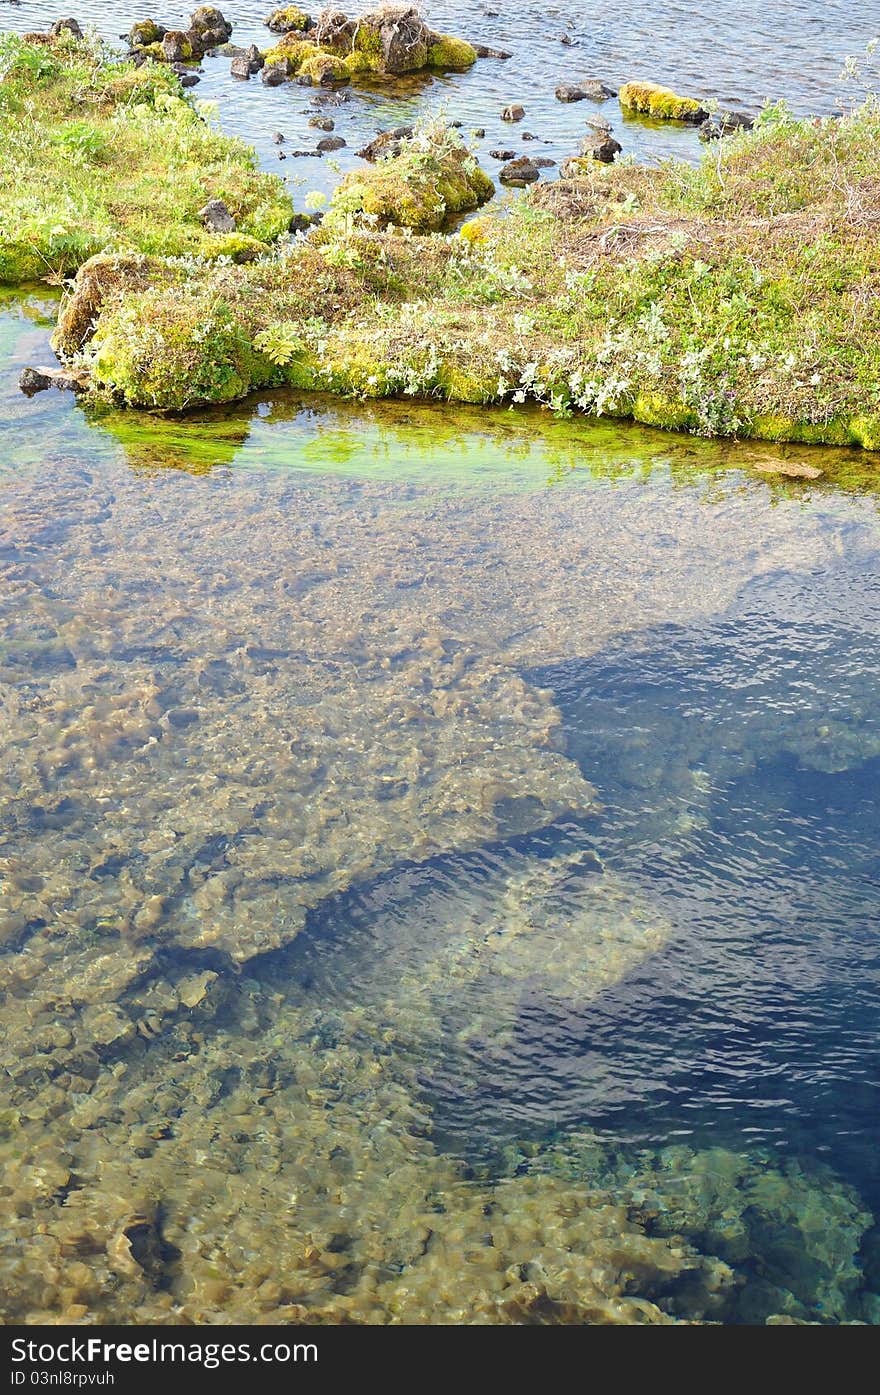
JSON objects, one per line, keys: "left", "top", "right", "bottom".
{"left": 198, "top": 199, "right": 236, "bottom": 232}
{"left": 48, "top": 17, "right": 82, "bottom": 38}
{"left": 161, "top": 30, "right": 192, "bottom": 62}
{"left": 357, "top": 127, "right": 413, "bottom": 161}
{"left": 499, "top": 156, "right": 540, "bottom": 184}
{"left": 265, "top": 6, "right": 314, "bottom": 34}
{"left": 309, "top": 115, "right": 335, "bottom": 130}
{"left": 19, "top": 365, "right": 88, "bottom": 395}
{"left": 473, "top": 44, "right": 511, "bottom": 59}
{"left": 556, "top": 79, "right": 616, "bottom": 102}
{"left": 189, "top": 6, "right": 233, "bottom": 45}
{"left": 699, "top": 110, "right": 754, "bottom": 140}
{"left": 489, "top": 149, "right": 516, "bottom": 161}
{"left": 589, "top": 136, "right": 622, "bottom": 162}
{"left": 261, "top": 63, "right": 288, "bottom": 84}
{"left": 127, "top": 20, "right": 165, "bottom": 47}
{"left": 501, "top": 104, "right": 525, "bottom": 122}
{"left": 317, "top": 135, "right": 346, "bottom": 151}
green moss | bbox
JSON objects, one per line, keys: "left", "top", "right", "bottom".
{"left": 201, "top": 233, "right": 272, "bottom": 262}
{"left": 87, "top": 289, "right": 279, "bottom": 409}
{"left": 435, "top": 361, "right": 498, "bottom": 402}
{"left": 619, "top": 80, "right": 706, "bottom": 122}
{"left": 632, "top": 391, "right": 699, "bottom": 431}
{"left": 261, "top": 36, "right": 318, "bottom": 70}
{"left": 342, "top": 50, "right": 380, "bottom": 75}
{"left": 351, "top": 26, "right": 383, "bottom": 57}
{"left": 0, "top": 33, "right": 293, "bottom": 285}
{"left": 426, "top": 36, "right": 477, "bottom": 71}
{"left": 299, "top": 51, "right": 351, "bottom": 83}
{"left": 128, "top": 20, "right": 164, "bottom": 47}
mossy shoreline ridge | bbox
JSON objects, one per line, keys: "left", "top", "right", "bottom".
{"left": 4, "top": 25, "right": 880, "bottom": 448}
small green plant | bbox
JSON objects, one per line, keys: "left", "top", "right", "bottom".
{"left": 253, "top": 320, "right": 304, "bottom": 365}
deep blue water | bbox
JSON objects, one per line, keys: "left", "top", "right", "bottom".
{"left": 275, "top": 559, "right": 880, "bottom": 1235}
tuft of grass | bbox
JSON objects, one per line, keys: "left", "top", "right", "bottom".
{"left": 0, "top": 30, "right": 293, "bottom": 284}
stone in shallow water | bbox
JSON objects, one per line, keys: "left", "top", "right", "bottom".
{"left": 753, "top": 459, "right": 822, "bottom": 480}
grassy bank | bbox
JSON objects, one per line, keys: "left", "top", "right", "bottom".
{"left": 6, "top": 30, "right": 880, "bottom": 447}
{"left": 0, "top": 29, "right": 293, "bottom": 283}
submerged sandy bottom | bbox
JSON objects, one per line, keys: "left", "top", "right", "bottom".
{"left": 2, "top": 342, "right": 880, "bottom": 1321}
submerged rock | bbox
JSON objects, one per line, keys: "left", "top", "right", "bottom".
{"left": 18, "top": 365, "right": 88, "bottom": 395}
{"left": 752, "top": 459, "right": 823, "bottom": 480}
{"left": 473, "top": 44, "right": 511, "bottom": 59}
{"left": 501, "top": 103, "right": 525, "bottom": 122}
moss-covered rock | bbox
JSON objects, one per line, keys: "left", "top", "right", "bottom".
{"left": 329, "top": 126, "right": 494, "bottom": 231}
{"left": 426, "top": 35, "right": 477, "bottom": 70}
{"left": 188, "top": 5, "right": 233, "bottom": 46}
{"left": 619, "top": 80, "right": 707, "bottom": 123}
{"left": 264, "top": 6, "right": 312, "bottom": 33}
{"left": 127, "top": 19, "right": 166, "bottom": 48}
{"left": 263, "top": 7, "right": 476, "bottom": 80}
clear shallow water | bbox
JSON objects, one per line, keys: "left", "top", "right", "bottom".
{"left": 4, "top": 0, "right": 880, "bottom": 204}
{"left": 2, "top": 291, "right": 880, "bottom": 1322}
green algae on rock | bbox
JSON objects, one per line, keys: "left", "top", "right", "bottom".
{"left": 0, "top": 29, "right": 292, "bottom": 285}
{"left": 618, "top": 79, "right": 708, "bottom": 123}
